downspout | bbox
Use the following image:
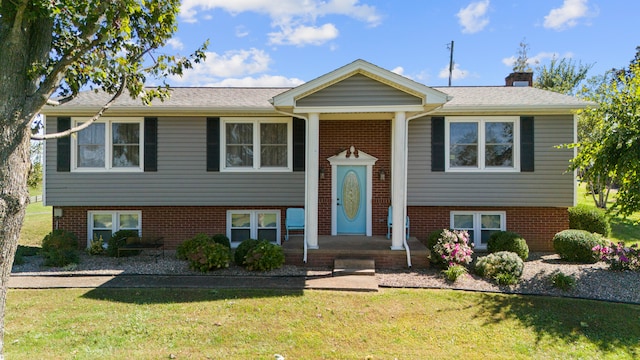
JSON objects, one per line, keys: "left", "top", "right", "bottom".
{"left": 274, "top": 109, "right": 309, "bottom": 264}
{"left": 399, "top": 103, "right": 448, "bottom": 268}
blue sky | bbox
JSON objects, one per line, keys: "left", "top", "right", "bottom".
{"left": 163, "top": 0, "right": 639, "bottom": 88}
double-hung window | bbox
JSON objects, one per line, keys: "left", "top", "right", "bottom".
{"left": 87, "top": 211, "right": 142, "bottom": 247}
{"left": 222, "top": 117, "right": 292, "bottom": 171}
{"left": 451, "top": 211, "right": 505, "bottom": 249}
{"left": 72, "top": 117, "right": 143, "bottom": 172}
{"left": 446, "top": 117, "right": 519, "bottom": 172}
{"left": 227, "top": 210, "right": 281, "bottom": 247}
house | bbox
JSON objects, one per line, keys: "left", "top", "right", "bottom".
{"left": 41, "top": 59, "right": 587, "bottom": 267}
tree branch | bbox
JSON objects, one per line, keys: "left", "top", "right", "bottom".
{"left": 46, "top": 92, "right": 79, "bottom": 106}
{"left": 32, "top": 77, "right": 127, "bottom": 140}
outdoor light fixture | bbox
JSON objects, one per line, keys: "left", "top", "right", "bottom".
{"left": 379, "top": 168, "right": 386, "bottom": 181}
{"left": 319, "top": 166, "right": 325, "bottom": 179}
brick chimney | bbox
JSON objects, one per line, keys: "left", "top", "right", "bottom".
{"left": 505, "top": 72, "right": 533, "bottom": 87}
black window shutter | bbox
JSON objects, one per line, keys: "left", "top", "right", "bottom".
{"left": 431, "top": 117, "right": 445, "bottom": 172}
{"left": 207, "top": 117, "right": 220, "bottom": 171}
{"left": 292, "top": 117, "right": 305, "bottom": 171}
{"left": 520, "top": 116, "right": 534, "bottom": 172}
{"left": 56, "top": 117, "right": 71, "bottom": 172}
{"left": 144, "top": 117, "right": 158, "bottom": 172}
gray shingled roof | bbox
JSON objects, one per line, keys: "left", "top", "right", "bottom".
{"left": 42, "top": 85, "right": 589, "bottom": 114}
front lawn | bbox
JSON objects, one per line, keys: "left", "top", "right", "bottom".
{"left": 6, "top": 288, "right": 640, "bottom": 359}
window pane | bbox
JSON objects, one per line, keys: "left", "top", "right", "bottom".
{"left": 481, "top": 214, "right": 502, "bottom": 229}
{"left": 231, "top": 213, "right": 251, "bottom": 228}
{"left": 257, "top": 229, "right": 277, "bottom": 242}
{"left": 449, "top": 122, "right": 478, "bottom": 167}
{"left": 258, "top": 213, "right": 277, "bottom": 228}
{"left": 260, "top": 123, "right": 287, "bottom": 167}
{"left": 481, "top": 230, "right": 497, "bottom": 244}
{"left": 231, "top": 229, "right": 251, "bottom": 243}
{"left": 77, "top": 123, "right": 105, "bottom": 167}
{"left": 112, "top": 123, "right": 140, "bottom": 167}
{"left": 485, "top": 122, "right": 513, "bottom": 167}
{"left": 453, "top": 214, "right": 474, "bottom": 229}
{"left": 226, "top": 123, "right": 253, "bottom": 167}
{"left": 92, "top": 230, "right": 113, "bottom": 242}
{"left": 93, "top": 214, "right": 113, "bottom": 229}
{"left": 119, "top": 213, "right": 139, "bottom": 229}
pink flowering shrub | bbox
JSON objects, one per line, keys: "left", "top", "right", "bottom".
{"left": 593, "top": 242, "right": 640, "bottom": 271}
{"left": 432, "top": 229, "right": 474, "bottom": 268}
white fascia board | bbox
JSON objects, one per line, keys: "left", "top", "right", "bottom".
{"left": 41, "top": 107, "right": 279, "bottom": 117}
{"left": 293, "top": 105, "right": 426, "bottom": 114}
{"left": 434, "top": 104, "right": 586, "bottom": 115}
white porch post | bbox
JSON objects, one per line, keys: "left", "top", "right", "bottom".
{"left": 391, "top": 111, "right": 407, "bottom": 250}
{"left": 305, "top": 113, "right": 320, "bottom": 249}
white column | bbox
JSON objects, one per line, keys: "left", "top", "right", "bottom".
{"left": 305, "top": 113, "right": 320, "bottom": 249}
{"left": 391, "top": 111, "right": 407, "bottom": 250}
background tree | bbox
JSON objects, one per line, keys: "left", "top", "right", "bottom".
{"left": 534, "top": 57, "right": 593, "bottom": 96}
{"left": 0, "top": 1, "right": 205, "bottom": 357}
{"left": 568, "top": 49, "right": 640, "bottom": 216}
{"left": 512, "top": 39, "right": 533, "bottom": 72}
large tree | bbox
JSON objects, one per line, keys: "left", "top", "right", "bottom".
{"left": 569, "top": 49, "right": 640, "bottom": 216}
{"left": 0, "top": 1, "right": 204, "bottom": 357}
{"left": 534, "top": 57, "right": 593, "bottom": 96}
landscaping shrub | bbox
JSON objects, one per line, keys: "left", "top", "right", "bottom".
{"left": 430, "top": 229, "right": 473, "bottom": 269}
{"left": 487, "top": 231, "right": 529, "bottom": 261}
{"left": 212, "top": 234, "right": 231, "bottom": 248}
{"left": 186, "top": 242, "right": 230, "bottom": 272}
{"left": 549, "top": 271, "right": 577, "bottom": 291}
{"left": 41, "top": 229, "right": 80, "bottom": 267}
{"left": 568, "top": 205, "right": 611, "bottom": 237}
{"left": 442, "top": 264, "right": 468, "bottom": 282}
{"left": 87, "top": 236, "right": 106, "bottom": 255}
{"left": 107, "top": 230, "right": 140, "bottom": 257}
{"left": 553, "top": 229, "right": 607, "bottom": 263}
{"left": 176, "top": 233, "right": 213, "bottom": 260}
{"left": 234, "top": 238, "right": 260, "bottom": 265}
{"left": 593, "top": 242, "right": 640, "bottom": 271}
{"left": 244, "top": 240, "right": 285, "bottom": 271}
{"left": 475, "top": 251, "right": 524, "bottom": 285}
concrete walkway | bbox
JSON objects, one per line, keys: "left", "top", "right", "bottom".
{"left": 8, "top": 274, "right": 379, "bottom": 292}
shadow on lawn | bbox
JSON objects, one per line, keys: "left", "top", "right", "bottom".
{"left": 473, "top": 292, "right": 640, "bottom": 356}
{"left": 610, "top": 216, "right": 640, "bottom": 243}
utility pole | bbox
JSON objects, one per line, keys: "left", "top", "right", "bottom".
{"left": 448, "top": 40, "right": 454, "bottom": 86}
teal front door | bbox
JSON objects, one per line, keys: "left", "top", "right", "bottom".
{"left": 336, "top": 165, "right": 367, "bottom": 234}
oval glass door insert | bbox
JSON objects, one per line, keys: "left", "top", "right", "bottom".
{"left": 342, "top": 170, "right": 361, "bottom": 220}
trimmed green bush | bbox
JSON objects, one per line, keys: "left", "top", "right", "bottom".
{"left": 553, "top": 229, "right": 607, "bottom": 263}
{"left": 475, "top": 251, "right": 524, "bottom": 285}
{"left": 106, "top": 230, "right": 140, "bottom": 257}
{"left": 176, "top": 233, "right": 213, "bottom": 260}
{"left": 487, "top": 231, "right": 529, "bottom": 260}
{"left": 568, "top": 205, "right": 611, "bottom": 236}
{"left": 186, "top": 242, "right": 230, "bottom": 272}
{"left": 41, "top": 230, "right": 80, "bottom": 267}
{"left": 87, "top": 236, "right": 106, "bottom": 255}
{"left": 234, "top": 238, "right": 260, "bottom": 265}
{"left": 212, "top": 233, "right": 231, "bottom": 248}
{"left": 244, "top": 240, "right": 285, "bottom": 271}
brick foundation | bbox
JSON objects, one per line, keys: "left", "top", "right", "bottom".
{"left": 55, "top": 205, "right": 567, "bottom": 252}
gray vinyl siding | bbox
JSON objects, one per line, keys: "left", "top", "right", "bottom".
{"left": 297, "top": 74, "right": 422, "bottom": 107}
{"left": 45, "top": 117, "right": 305, "bottom": 206}
{"left": 407, "top": 115, "right": 575, "bottom": 207}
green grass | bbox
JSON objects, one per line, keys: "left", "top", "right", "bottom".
{"left": 19, "top": 193, "right": 51, "bottom": 248}
{"left": 5, "top": 288, "right": 639, "bottom": 359}
{"left": 576, "top": 183, "right": 640, "bottom": 246}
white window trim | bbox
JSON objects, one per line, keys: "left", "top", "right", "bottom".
{"left": 87, "top": 210, "right": 142, "bottom": 248}
{"left": 226, "top": 209, "right": 281, "bottom": 248}
{"left": 71, "top": 117, "right": 144, "bottom": 172}
{"left": 450, "top": 211, "right": 506, "bottom": 249}
{"left": 221, "top": 117, "right": 292, "bottom": 172}
{"left": 445, "top": 116, "right": 520, "bottom": 172}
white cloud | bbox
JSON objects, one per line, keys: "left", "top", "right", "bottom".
{"left": 179, "top": 0, "right": 381, "bottom": 46}
{"left": 391, "top": 66, "right": 404, "bottom": 76}
{"left": 456, "top": 0, "right": 490, "bottom": 34}
{"left": 543, "top": 0, "right": 590, "bottom": 30}
{"left": 212, "top": 75, "right": 304, "bottom": 87}
{"left": 170, "top": 48, "right": 272, "bottom": 85}
{"left": 269, "top": 23, "right": 339, "bottom": 46}
{"left": 438, "top": 63, "right": 468, "bottom": 81}
{"left": 235, "top": 25, "right": 249, "bottom": 38}
{"left": 501, "top": 51, "right": 574, "bottom": 68}
{"left": 166, "top": 38, "right": 184, "bottom": 50}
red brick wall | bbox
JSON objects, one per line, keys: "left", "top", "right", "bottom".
{"left": 408, "top": 206, "right": 568, "bottom": 251}
{"left": 318, "top": 120, "right": 392, "bottom": 235}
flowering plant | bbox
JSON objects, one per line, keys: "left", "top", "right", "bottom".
{"left": 593, "top": 242, "right": 640, "bottom": 271}
{"left": 432, "top": 229, "right": 473, "bottom": 267}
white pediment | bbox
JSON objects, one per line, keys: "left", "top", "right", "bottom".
{"left": 327, "top": 146, "right": 378, "bottom": 166}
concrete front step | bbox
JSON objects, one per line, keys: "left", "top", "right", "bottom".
{"left": 333, "top": 258, "right": 375, "bottom": 276}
